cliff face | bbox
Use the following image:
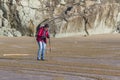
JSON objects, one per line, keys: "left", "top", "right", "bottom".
{"left": 0, "top": 0, "right": 47, "bottom": 37}
{"left": 0, "top": 0, "right": 120, "bottom": 37}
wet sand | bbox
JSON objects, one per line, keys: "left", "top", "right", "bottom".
{"left": 0, "top": 34, "right": 120, "bottom": 80}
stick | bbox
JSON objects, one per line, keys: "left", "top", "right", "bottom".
{"left": 49, "top": 38, "right": 52, "bottom": 53}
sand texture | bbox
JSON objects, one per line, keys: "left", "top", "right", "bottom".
{"left": 0, "top": 34, "right": 120, "bottom": 80}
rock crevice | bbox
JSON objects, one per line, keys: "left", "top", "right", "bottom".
{"left": 0, "top": 0, "right": 120, "bottom": 37}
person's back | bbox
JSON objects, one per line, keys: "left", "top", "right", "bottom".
{"left": 36, "top": 26, "right": 49, "bottom": 43}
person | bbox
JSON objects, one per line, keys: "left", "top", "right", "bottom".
{"left": 36, "top": 24, "right": 50, "bottom": 61}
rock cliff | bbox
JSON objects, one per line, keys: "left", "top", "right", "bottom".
{"left": 0, "top": 0, "right": 120, "bottom": 37}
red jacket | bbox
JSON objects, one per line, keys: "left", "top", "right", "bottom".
{"left": 36, "top": 27, "right": 50, "bottom": 43}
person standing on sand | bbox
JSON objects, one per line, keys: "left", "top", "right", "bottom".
{"left": 36, "top": 24, "right": 50, "bottom": 61}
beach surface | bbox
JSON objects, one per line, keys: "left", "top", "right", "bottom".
{"left": 0, "top": 34, "right": 120, "bottom": 80}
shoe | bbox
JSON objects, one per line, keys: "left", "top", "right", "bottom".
{"left": 37, "top": 58, "right": 40, "bottom": 61}
{"left": 41, "top": 58, "right": 45, "bottom": 61}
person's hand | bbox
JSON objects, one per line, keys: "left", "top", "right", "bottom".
{"left": 48, "top": 35, "right": 50, "bottom": 38}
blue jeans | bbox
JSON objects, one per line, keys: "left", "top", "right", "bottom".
{"left": 37, "top": 41, "right": 46, "bottom": 60}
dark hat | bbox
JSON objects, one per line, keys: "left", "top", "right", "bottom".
{"left": 44, "top": 24, "right": 49, "bottom": 28}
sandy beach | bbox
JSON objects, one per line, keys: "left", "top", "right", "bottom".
{"left": 0, "top": 34, "right": 120, "bottom": 80}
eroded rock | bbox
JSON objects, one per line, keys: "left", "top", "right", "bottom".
{"left": 0, "top": 0, "right": 120, "bottom": 37}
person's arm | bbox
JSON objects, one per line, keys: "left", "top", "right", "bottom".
{"left": 46, "top": 31, "right": 50, "bottom": 38}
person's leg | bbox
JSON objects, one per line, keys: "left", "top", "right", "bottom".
{"left": 37, "top": 41, "right": 42, "bottom": 60}
{"left": 41, "top": 42, "right": 46, "bottom": 60}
